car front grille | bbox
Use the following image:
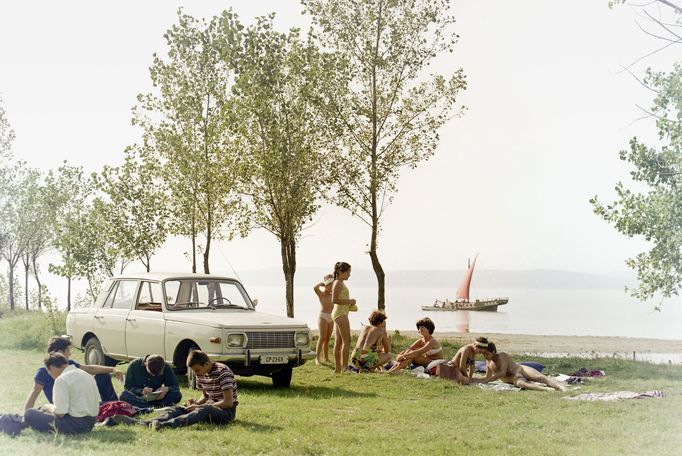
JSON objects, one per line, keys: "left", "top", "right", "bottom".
{"left": 245, "top": 331, "right": 295, "bottom": 349}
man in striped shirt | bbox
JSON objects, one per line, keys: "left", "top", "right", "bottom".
{"left": 148, "top": 350, "right": 238, "bottom": 430}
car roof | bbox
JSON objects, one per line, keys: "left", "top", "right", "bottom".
{"left": 111, "top": 272, "right": 240, "bottom": 282}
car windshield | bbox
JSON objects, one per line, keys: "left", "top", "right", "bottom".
{"left": 164, "top": 279, "right": 253, "bottom": 311}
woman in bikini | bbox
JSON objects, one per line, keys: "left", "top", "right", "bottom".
{"left": 350, "top": 311, "right": 392, "bottom": 372}
{"left": 471, "top": 342, "right": 566, "bottom": 391}
{"left": 446, "top": 336, "right": 490, "bottom": 384}
{"left": 387, "top": 317, "right": 443, "bottom": 374}
{"left": 331, "top": 262, "right": 356, "bottom": 373}
{"left": 313, "top": 274, "right": 335, "bottom": 365}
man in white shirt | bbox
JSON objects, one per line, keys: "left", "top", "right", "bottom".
{"left": 23, "top": 352, "right": 100, "bottom": 434}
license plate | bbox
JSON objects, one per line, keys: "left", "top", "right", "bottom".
{"left": 260, "top": 355, "right": 288, "bottom": 364}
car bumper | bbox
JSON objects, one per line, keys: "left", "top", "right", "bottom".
{"left": 206, "top": 349, "right": 316, "bottom": 365}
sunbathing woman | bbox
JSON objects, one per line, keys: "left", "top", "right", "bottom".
{"left": 313, "top": 274, "right": 335, "bottom": 365}
{"left": 387, "top": 317, "right": 443, "bottom": 374}
{"left": 446, "top": 337, "right": 491, "bottom": 384}
{"left": 350, "top": 311, "right": 392, "bottom": 372}
{"left": 471, "top": 342, "right": 566, "bottom": 391}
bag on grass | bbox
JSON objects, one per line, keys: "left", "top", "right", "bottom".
{"left": 0, "top": 413, "right": 23, "bottom": 436}
{"left": 436, "top": 362, "right": 459, "bottom": 381}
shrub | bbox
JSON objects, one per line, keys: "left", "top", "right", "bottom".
{"left": 0, "top": 310, "right": 67, "bottom": 351}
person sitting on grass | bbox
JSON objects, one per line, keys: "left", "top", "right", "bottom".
{"left": 470, "top": 342, "right": 566, "bottom": 391}
{"left": 350, "top": 310, "right": 392, "bottom": 372}
{"left": 24, "top": 336, "right": 122, "bottom": 412}
{"left": 386, "top": 317, "right": 444, "bottom": 374}
{"left": 119, "top": 354, "right": 181, "bottom": 408}
{"left": 111, "top": 350, "right": 238, "bottom": 430}
{"left": 445, "top": 336, "right": 491, "bottom": 385}
{"left": 23, "top": 352, "right": 100, "bottom": 435}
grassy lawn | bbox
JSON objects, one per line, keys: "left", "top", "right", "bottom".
{"left": 0, "top": 348, "right": 681, "bottom": 455}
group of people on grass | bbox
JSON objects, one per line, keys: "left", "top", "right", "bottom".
{"left": 3, "top": 335, "right": 237, "bottom": 436}
{"left": 314, "top": 261, "right": 565, "bottom": 392}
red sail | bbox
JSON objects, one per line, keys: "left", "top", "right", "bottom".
{"left": 456, "top": 255, "right": 478, "bottom": 300}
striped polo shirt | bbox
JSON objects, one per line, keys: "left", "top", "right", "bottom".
{"left": 197, "top": 362, "right": 237, "bottom": 404}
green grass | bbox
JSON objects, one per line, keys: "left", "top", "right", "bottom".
{"left": 0, "top": 347, "right": 681, "bottom": 455}
{"left": 0, "top": 310, "right": 66, "bottom": 351}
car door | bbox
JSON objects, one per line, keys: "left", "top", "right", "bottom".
{"left": 125, "top": 281, "right": 166, "bottom": 358}
{"left": 94, "top": 279, "right": 137, "bottom": 358}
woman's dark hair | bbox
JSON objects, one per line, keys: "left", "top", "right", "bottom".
{"left": 333, "top": 262, "right": 351, "bottom": 279}
{"left": 485, "top": 342, "right": 497, "bottom": 353}
{"left": 368, "top": 310, "right": 387, "bottom": 326}
{"left": 146, "top": 354, "right": 166, "bottom": 376}
{"left": 187, "top": 350, "right": 210, "bottom": 367}
{"left": 44, "top": 352, "right": 68, "bottom": 369}
{"left": 416, "top": 317, "right": 435, "bottom": 335}
{"left": 47, "top": 336, "right": 72, "bottom": 354}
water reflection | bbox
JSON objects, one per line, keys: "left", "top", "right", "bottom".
{"left": 455, "top": 310, "right": 470, "bottom": 333}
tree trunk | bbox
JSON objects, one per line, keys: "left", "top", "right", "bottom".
{"left": 23, "top": 254, "right": 30, "bottom": 310}
{"left": 31, "top": 255, "right": 41, "bottom": 309}
{"left": 191, "top": 233, "right": 197, "bottom": 273}
{"left": 8, "top": 264, "right": 15, "bottom": 310}
{"left": 369, "top": 218, "right": 385, "bottom": 310}
{"left": 280, "top": 236, "right": 296, "bottom": 318}
{"left": 203, "top": 227, "right": 211, "bottom": 274}
{"left": 67, "top": 276, "right": 71, "bottom": 312}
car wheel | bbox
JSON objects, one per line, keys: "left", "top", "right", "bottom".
{"left": 84, "top": 337, "right": 117, "bottom": 367}
{"left": 271, "top": 366, "right": 292, "bottom": 388}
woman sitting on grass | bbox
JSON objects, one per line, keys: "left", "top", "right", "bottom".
{"left": 471, "top": 342, "right": 566, "bottom": 391}
{"left": 387, "top": 317, "right": 443, "bottom": 374}
{"left": 350, "top": 311, "right": 392, "bottom": 372}
{"left": 445, "top": 336, "right": 490, "bottom": 384}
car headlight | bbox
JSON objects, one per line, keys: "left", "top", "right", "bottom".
{"left": 294, "top": 332, "right": 310, "bottom": 347}
{"left": 226, "top": 333, "right": 246, "bottom": 348}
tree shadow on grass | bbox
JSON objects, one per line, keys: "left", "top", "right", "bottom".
{"left": 236, "top": 379, "right": 376, "bottom": 399}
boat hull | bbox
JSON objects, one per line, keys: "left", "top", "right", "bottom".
{"left": 422, "top": 298, "right": 508, "bottom": 312}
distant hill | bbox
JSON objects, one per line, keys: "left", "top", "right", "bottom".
{"left": 235, "top": 267, "right": 634, "bottom": 290}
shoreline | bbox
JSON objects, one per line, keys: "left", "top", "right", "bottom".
{"left": 319, "top": 330, "right": 682, "bottom": 354}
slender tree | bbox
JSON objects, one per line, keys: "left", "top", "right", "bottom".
{"left": 303, "top": 0, "right": 467, "bottom": 309}
{"left": 232, "top": 17, "right": 330, "bottom": 317}
{"left": 135, "top": 10, "right": 242, "bottom": 273}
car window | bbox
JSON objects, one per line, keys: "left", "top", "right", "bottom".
{"left": 164, "top": 279, "right": 252, "bottom": 310}
{"left": 136, "top": 281, "right": 163, "bottom": 311}
{"left": 111, "top": 280, "right": 138, "bottom": 310}
{"left": 102, "top": 282, "right": 118, "bottom": 308}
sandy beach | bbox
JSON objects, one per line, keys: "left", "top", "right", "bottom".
{"left": 331, "top": 330, "right": 682, "bottom": 355}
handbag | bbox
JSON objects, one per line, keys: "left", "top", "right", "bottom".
{"left": 349, "top": 303, "right": 358, "bottom": 312}
{"left": 435, "top": 362, "right": 459, "bottom": 381}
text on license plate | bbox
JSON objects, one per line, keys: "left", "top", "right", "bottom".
{"left": 260, "top": 355, "right": 288, "bottom": 364}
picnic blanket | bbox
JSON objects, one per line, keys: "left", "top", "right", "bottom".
{"left": 564, "top": 390, "right": 664, "bottom": 402}
{"left": 569, "top": 368, "right": 606, "bottom": 378}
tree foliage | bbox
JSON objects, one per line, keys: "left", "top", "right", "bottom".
{"left": 232, "top": 16, "right": 330, "bottom": 317}
{"left": 303, "top": 0, "right": 467, "bottom": 309}
{"left": 592, "top": 64, "right": 682, "bottom": 307}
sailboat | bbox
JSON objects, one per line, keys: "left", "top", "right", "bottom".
{"left": 422, "top": 255, "right": 509, "bottom": 312}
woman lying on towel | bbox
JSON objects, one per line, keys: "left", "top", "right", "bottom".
{"left": 471, "top": 342, "right": 566, "bottom": 391}
{"left": 445, "top": 337, "right": 491, "bottom": 385}
{"left": 386, "top": 317, "right": 444, "bottom": 374}
{"left": 350, "top": 311, "right": 392, "bottom": 372}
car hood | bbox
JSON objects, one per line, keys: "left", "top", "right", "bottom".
{"left": 163, "top": 310, "right": 308, "bottom": 330}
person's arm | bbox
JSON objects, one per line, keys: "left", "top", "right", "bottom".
{"left": 23, "top": 383, "right": 44, "bottom": 411}
{"left": 381, "top": 329, "right": 391, "bottom": 353}
{"left": 406, "top": 338, "right": 439, "bottom": 358}
{"left": 313, "top": 283, "right": 324, "bottom": 297}
{"left": 124, "top": 360, "right": 145, "bottom": 396}
{"left": 80, "top": 364, "right": 123, "bottom": 382}
{"left": 396, "top": 339, "right": 424, "bottom": 361}
{"left": 211, "top": 388, "right": 234, "bottom": 410}
{"left": 472, "top": 357, "right": 508, "bottom": 383}
{"left": 163, "top": 364, "right": 180, "bottom": 393}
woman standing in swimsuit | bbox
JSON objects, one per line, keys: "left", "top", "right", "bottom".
{"left": 387, "top": 317, "right": 443, "bottom": 374}
{"left": 446, "top": 337, "right": 490, "bottom": 384}
{"left": 331, "top": 262, "right": 356, "bottom": 373}
{"left": 472, "top": 342, "right": 566, "bottom": 391}
{"left": 313, "top": 274, "right": 335, "bottom": 365}
{"left": 350, "top": 311, "right": 392, "bottom": 372}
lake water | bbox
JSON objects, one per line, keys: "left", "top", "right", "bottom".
{"left": 248, "top": 286, "right": 682, "bottom": 341}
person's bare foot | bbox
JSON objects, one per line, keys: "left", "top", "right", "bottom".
{"left": 315, "top": 358, "right": 321, "bottom": 366}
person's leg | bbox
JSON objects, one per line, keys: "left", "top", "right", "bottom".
{"left": 54, "top": 415, "right": 96, "bottom": 434}
{"left": 337, "top": 315, "right": 351, "bottom": 371}
{"left": 153, "top": 405, "right": 189, "bottom": 423}
{"left": 513, "top": 377, "right": 553, "bottom": 391}
{"left": 95, "top": 374, "right": 118, "bottom": 402}
{"left": 23, "top": 409, "right": 55, "bottom": 433}
{"left": 518, "top": 365, "right": 566, "bottom": 391}
{"left": 323, "top": 320, "right": 333, "bottom": 362}
{"left": 155, "top": 405, "right": 234, "bottom": 430}
{"left": 153, "top": 389, "right": 182, "bottom": 407}
{"left": 316, "top": 315, "right": 327, "bottom": 365}
{"left": 119, "top": 390, "right": 148, "bottom": 408}
{"left": 386, "top": 358, "right": 410, "bottom": 374}
{"left": 333, "top": 321, "right": 343, "bottom": 373}
{"left": 412, "top": 354, "right": 431, "bottom": 367}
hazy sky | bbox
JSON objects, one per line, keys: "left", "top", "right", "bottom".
{"left": 1, "top": 0, "right": 678, "bottom": 277}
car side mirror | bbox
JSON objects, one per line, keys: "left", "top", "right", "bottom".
{"left": 252, "top": 298, "right": 259, "bottom": 307}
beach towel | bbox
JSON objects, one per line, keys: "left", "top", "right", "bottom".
{"left": 564, "top": 390, "right": 664, "bottom": 402}
{"left": 569, "top": 368, "right": 606, "bottom": 378}
{"left": 475, "top": 382, "right": 521, "bottom": 392}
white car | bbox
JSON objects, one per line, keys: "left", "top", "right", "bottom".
{"left": 66, "top": 273, "right": 314, "bottom": 387}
